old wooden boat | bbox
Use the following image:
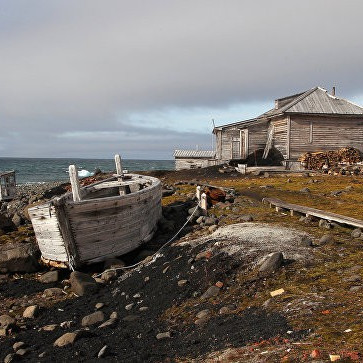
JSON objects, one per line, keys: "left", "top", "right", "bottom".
{"left": 28, "top": 156, "right": 162, "bottom": 269}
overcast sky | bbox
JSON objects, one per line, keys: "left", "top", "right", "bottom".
{"left": 1, "top": 0, "right": 363, "bottom": 159}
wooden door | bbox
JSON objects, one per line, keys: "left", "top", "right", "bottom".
{"left": 231, "top": 137, "right": 240, "bottom": 159}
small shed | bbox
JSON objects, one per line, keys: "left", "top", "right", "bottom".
{"left": 174, "top": 150, "right": 216, "bottom": 170}
{"left": 0, "top": 171, "right": 16, "bottom": 201}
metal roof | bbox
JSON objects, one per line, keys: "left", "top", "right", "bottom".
{"left": 174, "top": 150, "right": 215, "bottom": 158}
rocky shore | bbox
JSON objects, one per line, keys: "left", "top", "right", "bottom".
{"left": 0, "top": 168, "right": 362, "bottom": 362}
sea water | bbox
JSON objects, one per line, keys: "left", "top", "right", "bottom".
{"left": 0, "top": 158, "right": 174, "bottom": 184}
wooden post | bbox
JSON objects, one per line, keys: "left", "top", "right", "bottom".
{"left": 115, "top": 154, "right": 123, "bottom": 176}
{"left": 69, "top": 165, "right": 81, "bottom": 202}
{"left": 201, "top": 192, "right": 207, "bottom": 214}
{"left": 196, "top": 186, "right": 201, "bottom": 201}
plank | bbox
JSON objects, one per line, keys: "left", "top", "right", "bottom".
{"left": 263, "top": 197, "right": 363, "bottom": 228}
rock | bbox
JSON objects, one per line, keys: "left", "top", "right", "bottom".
{"left": 110, "top": 311, "right": 118, "bottom": 320}
{"left": 215, "top": 281, "right": 223, "bottom": 288}
{"left": 177, "top": 279, "right": 188, "bottom": 287}
{"left": 39, "top": 270, "right": 59, "bottom": 283}
{"left": 125, "top": 303, "right": 134, "bottom": 311}
{"left": 139, "top": 306, "right": 149, "bottom": 312}
{"left": 0, "top": 213, "right": 15, "bottom": 232}
{"left": 98, "top": 318, "right": 117, "bottom": 329}
{"left": 104, "top": 258, "right": 125, "bottom": 270}
{"left": 195, "top": 250, "right": 212, "bottom": 261}
{"left": 122, "top": 315, "right": 139, "bottom": 322}
{"left": 188, "top": 206, "right": 202, "bottom": 217}
{"left": 0, "top": 243, "right": 40, "bottom": 273}
{"left": 258, "top": 252, "right": 284, "bottom": 274}
{"left": 351, "top": 228, "right": 362, "bottom": 238}
{"left": 300, "top": 187, "right": 310, "bottom": 193}
{"left": 196, "top": 216, "right": 204, "bottom": 224}
{"left": 299, "top": 236, "right": 313, "bottom": 247}
{"left": 101, "top": 270, "right": 117, "bottom": 283}
{"left": 195, "top": 316, "right": 209, "bottom": 326}
{"left": 196, "top": 309, "right": 210, "bottom": 319}
{"left": 11, "top": 213, "right": 22, "bottom": 227}
{"left": 219, "top": 306, "right": 231, "bottom": 314}
{"left": 156, "top": 331, "right": 171, "bottom": 340}
{"left": 81, "top": 311, "right": 105, "bottom": 327}
{"left": 98, "top": 345, "right": 108, "bottom": 358}
{"left": 38, "top": 352, "right": 46, "bottom": 358}
{"left": 53, "top": 332, "right": 78, "bottom": 347}
{"left": 23, "top": 305, "right": 39, "bottom": 318}
{"left": 342, "top": 275, "right": 361, "bottom": 283}
{"left": 239, "top": 214, "right": 254, "bottom": 222}
{"left": 60, "top": 321, "right": 73, "bottom": 329}
{"left": 0, "top": 314, "right": 16, "bottom": 329}
{"left": 300, "top": 215, "right": 315, "bottom": 224}
{"left": 40, "top": 324, "right": 57, "bottom": 331}
{"left": 204, "top": 217, "right": 218, "bottom": 226}
{"left": 13, "top": 342, "right": 26, "bottom": 351}
{"left": 43, "top": 287, "right": 64, "bottom": 297}
{"left": 318, "top": 234, "right": 334, "bottom": 245}
{"left": 95, "top": 303, "right": 105, "bottom": 310}
{"left": 200, "top": 286, "right": 220, "bottom": 300}
{"left": 15, "top": 349, "right": 29, "bottom": 357}
{"left": 319, "top": 219, "right": 332, "bottom": 229}
{"left": 4, "top": 353, "right": 16, "bottom": 363}
{"left": 69, "top": 271, "right": 99, "bottom": 296}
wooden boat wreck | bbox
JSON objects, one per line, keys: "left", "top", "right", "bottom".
{"left": 28, "top": 155, "right": 162, "bottom": 269}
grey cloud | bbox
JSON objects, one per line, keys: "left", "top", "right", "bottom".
{"left": 1, "top": 0, "right": 363, "bottom": 157}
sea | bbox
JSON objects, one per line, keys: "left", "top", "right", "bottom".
{"left": 0, "top": 158, "right": 175, "bottom": 185}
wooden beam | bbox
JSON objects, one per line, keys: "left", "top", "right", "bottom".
{"left": 69, "top": 165, "right": 81, "bottom": 202}
{"left": 114, "top": 154, "right": 123, "bottom": 176}
{"left": 286, "top": 116, "right": 291, "bottom": 160}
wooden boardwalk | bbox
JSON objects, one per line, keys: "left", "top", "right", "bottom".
{"left": 263, "top": 197, "right": 363, "bottom": 229}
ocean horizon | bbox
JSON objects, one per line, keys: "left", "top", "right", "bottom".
{"left": 0, "top": 157, "right": 175, "bottom": 184}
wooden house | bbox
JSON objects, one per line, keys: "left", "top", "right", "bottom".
{"left": 213, "top": 87, "right": 363, "bottom": 169}
{"left": 174, "top": 150, "right": 216, "bottom": 170}
{"left": 0, "top": 171, "right": 16, "bottom": 201}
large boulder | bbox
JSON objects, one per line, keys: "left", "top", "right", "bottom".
{"left": 69, "top": 271, "right": 99, "bottom": 296}
{"left": 258, "top": 252, "right": 284, "bottom": 275}
{"left": 0, "top": 243, "right": 40, "bottom": 273}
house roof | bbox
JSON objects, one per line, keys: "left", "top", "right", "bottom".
{"left": 214, "top": 86, "right": 363, "bottom": 130}
{"left": 174, "top": 150, "right": 215, "bottom": 158}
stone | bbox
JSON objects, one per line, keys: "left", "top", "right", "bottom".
{"left": 81, "top": 311, "right": 105, "bottom": 327}
{"left": 196, "top": 309, "right": 210, "bottom": 319}
{"left": 239, "top": 214, "right": 254, "bottom": 222}
{"left": 40, "top": 324, "right": 57, "bottom": 331}
{"left": 125, "top": 303, "right": 134, "bottom": 311}
{"left": 53, "top": 332, "right": 78, "bottom": 347}
{"left": 200, "top": 286, "right": 220, "bottom": 300}
{"left": 13, "top": 342, "right": 26, "bottom": 351}
{"left": 4, "top": 354, "right": 15, "bottom": 363}
{"left": 156, "top": 331, "right": 171, "bottom": 340}
{"left": 351, "top": 228, "right": 362, "bottom": 238}
{"left": 300, "top": 187, "right": 310, "bottom": 193}
{"left": 299, "top": 236, "right": 313, "bottom": 247}
{"left": 204, "top": 217, "right": 218, "bottom": 226}
{"left": 349, "top": 285, "right": 363, "bottom": 292}
{"left": 23, "top": 305, "right": 39, "bottom": 318}
{"left": 15, "top": 349, "right": 29, "bottom": 357}
{"left": 95, "top": 303, "right": 105, "bottom": 310}
{"left": 0, "top": 243, "right": 40, "bottom": 273}
{"left": 39, "top": 270, "right": 59, "bottom": 283}
{"left": 110, "top": 311, "right": 118, "bottom": 320}
{"left": 342, "top": 275, "right": 361, "bottom": 283}
{"left": 69, "top": 271, "right": 99, "bottom": 296}
{"left": 11, "top": 213, "right": 22, "bottom": 227}
{"left": 122, "top": 315, "right": 139, "bottom": 322}
{"left": 39, "top": 352, "right": 46, "bottom": 358}
{"left": 319, "top": 219, "right": 332, "bottom": 229}
{"left": 258, "top": 252, "right": 284, "bottom": 274}
{"left": 195, "top": 316, "right": 209, "bottom": 326}
{"left": 0, "top": 314, "right": 16, "bottom": 329}
{"left": 43, "top": 287, "right": 64, "bottom": 297}
{"left": 104, "top": 258, "right": 125, "bottom": 270}
{"left": 196, "top": 216, "right": 204, "bottom": 224}
{"left": 177, "top": 279, "right": 188, "bottom": 287}
{"left": 318, "top": 234, "right": 334, "bottom": 245}
{"left": 101, "top": 270, "right": 117, "bottom": 283}
{"left": 98, "top": 345, "right": 108, "bottom": 358}
{"left": 139, "top": 307, "right": 149, "bottom": 312}
{"left": 0, "top": 213, "right": 15, "bottom": 232}
{"left": 60, "top": 321, "right": 73, "bottom": 329}
{"left": 98, "top": 318, "right": 117, "bottom": 329}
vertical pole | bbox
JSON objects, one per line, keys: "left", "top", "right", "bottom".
{"left": 196, "top": 186, "right": 201, "bottom": 201}
{"left": 201, "top": 193, "right": 207, "bottom": 214}
{"left": 69, "top": 165, "right": 81, "bottom": 202}
{"left": 115, "top": 154, "right": 123, "bottom": 176}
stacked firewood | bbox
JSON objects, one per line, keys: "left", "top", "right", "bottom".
{"left": 299, "top": 147, "right": 362, "bottom": 170}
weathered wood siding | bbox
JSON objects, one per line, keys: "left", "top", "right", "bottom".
{"left": 271, "top": 117, "right": 288, "bottom": 159}
{"left": 64, "top": 180, "right": 162, "bottom": 264}
{"left": 289, "top": 115, "right": 363, "bottom": 159}
{"left": 28, "top": 203, "right": 69, "bottom": 262}
{"left": 175, "top": 158, "right": 217, "bottom": 170}
{"left": 217, "top": 121, "right": 268, "bottom": 160}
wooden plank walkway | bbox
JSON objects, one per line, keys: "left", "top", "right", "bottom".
{"left": 263, "top": 197, "right": 363, "bottom": 229}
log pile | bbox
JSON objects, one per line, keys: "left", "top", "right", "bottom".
{"left": 299, "top": 147, "right": 362, "bottom": 170}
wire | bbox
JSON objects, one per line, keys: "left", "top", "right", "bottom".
{"left": 93, "top": 201, "right": 202, "bottom": 277}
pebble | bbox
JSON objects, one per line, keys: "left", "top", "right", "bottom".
{"left": 39, "top": 270, "right": 59, "bottom": 283}
{"left": 110, "top": 311, "right": 118, "bottom": 320}
{"left": 13, "top": 341, "right": 26, "bottom": 351}
{"left": 200, "top": 286, "right": 220, "bottom": 300}
{"left": 81, "top": 311, "right": 105, "bottom": 327}
{"left": 60, "top": 321, "right": 73, "bottom": 329}
{"left": 318, "top": 234, "right": 334, "bottom": 245}
{"left": 319, "top": 219, "right": 332, "bottom": 229}
{"left": 139, "top": 307, "right": 149, "bottom": 312}
{"left": 144, "top": 276, "right": 150, "bottom": 282}
{"left": 133, "top": 293, "right": 141, "bottom": 298}
{"left": 53, "top": 332, "right": 78, "bottom": 347}
{"left": 196, "top": 309, "right": 210, "bottom": 319}
{"left": 4, "top": 354, "right": 15, "bottom": 363}
{"left": 15, "top": 348, "right": 29, "bottom": 356}
{"left": 98, "top": 345, "right": 108, "bottom": 358}
{"left": 23, "top": 305, "right": 39, "bottom": 318}
{"left": 43, "top": 287, "right": 64, "bottom": 297}
{"left": 95, "top": 303, "right": 105, "bottom": 310}
{"left": 195, "top": 316, "right": 209, "bottom": 326}
{"left": 98, "top": 318, "right": 118, "bottom": 329}
{"left": 219, "top": 306, "right": 231, "bottom": 314}
{"left": 125, "top": 303, "right": 134, "bottom": 311}
{"left": 156, "top": 331, "right": 171, "bottom": 340}
{"left": 40, "top": 324, "right": 57, "bottom": 331}
{"left": 177, "top": 279, "right": 188, "bottom": 287}
{"left": 351, "top": 228, "right": 362, "bottom": 238}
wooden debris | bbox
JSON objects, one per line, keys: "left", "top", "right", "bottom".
{"left": 270, "top": 288, "right": 284, "bottom": 297}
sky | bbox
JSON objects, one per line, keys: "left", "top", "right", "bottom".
{"left": 1, "top": 0, "right": 363, "bottom": 159}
